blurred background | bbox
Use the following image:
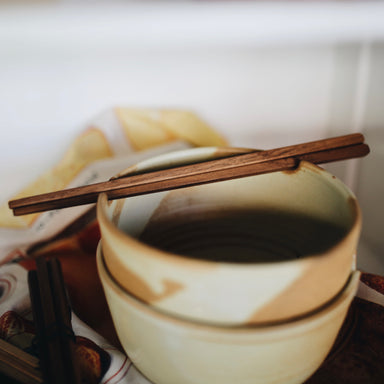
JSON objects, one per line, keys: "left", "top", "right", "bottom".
{"left": 0, "top": 1, "right": 383, "bottom": 273}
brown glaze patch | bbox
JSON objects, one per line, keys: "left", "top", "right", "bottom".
{"left": 110, "top": 164, "right": 138, "bottom": 180}
{"left": 245, "top": 228, "right": 359, "bottom": 324}
{"left": 347, "top": 196, "right": 360, "bottom": 223}
{"left": 102, "top": 240, "right": 184, "bottom": 303}
{"left": 111, "top": 199, "right": 125, "bottom": 226}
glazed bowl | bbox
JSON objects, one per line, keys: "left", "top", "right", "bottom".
{"left": 97, "top": 242, "right": 360, "bottom": 384}
{"left": 97, "top": 147, "right": 361, "bottom": 325}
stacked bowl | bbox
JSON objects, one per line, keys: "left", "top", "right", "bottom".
{"left": 96, "top": 147, "right": 361, "bottom": 384}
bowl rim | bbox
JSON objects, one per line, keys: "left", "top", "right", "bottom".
{"left": 97, "top": 241, "right": 360, "bottom": 333}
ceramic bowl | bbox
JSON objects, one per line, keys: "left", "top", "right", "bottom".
{"left": 97, "top": 242, "right": 360, "bottom": 384}
{"left": 97, "top": 147, "right": 361, "bottom": 325}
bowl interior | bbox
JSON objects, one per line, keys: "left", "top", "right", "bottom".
{"left": 99, "top": 157, "right": 360, "bottom": 267}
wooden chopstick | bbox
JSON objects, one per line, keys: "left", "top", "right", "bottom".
{"left": 28, "top": 257, "right": 81, "bottom": 384}
{"left": 9, "top": 133, "right": 369, "bottom": 216}
{"left": 0, "top": 338, "right": 42, "bottom": 384}
{"left": 49, "top": 258, "right": 80, "bottom": 384}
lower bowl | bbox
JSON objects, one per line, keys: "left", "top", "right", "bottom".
{"left": 97, "top": 242, "right": 359, "bottom": 384}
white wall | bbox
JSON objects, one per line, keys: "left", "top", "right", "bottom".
{"left": 0, "top": 1, "right": 383, "bottom": 272}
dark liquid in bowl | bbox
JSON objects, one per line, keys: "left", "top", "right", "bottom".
{"left": 138, "top": 209, "right": 348, "bottom": 263}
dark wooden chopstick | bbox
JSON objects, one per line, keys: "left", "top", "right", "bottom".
{"left": 28, "top": 257, "right": 81, "bottom": 384}
{"left": 0, "top": 338, "right": 42, "bottom": 384}
{"left": 9, "top": 133, "right": 369, "bottom": 216}
{"left": 49, "top": 259, "right": 80, "bottom": 383}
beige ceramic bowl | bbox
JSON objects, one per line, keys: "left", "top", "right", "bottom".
{"left": 97, "top": 147, "right": 361, "bottom": 325}
{"left": 97, "top": 242, "right": 360, "bottom": 384}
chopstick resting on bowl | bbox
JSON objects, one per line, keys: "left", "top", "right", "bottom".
{"left": 9, "top": 133, "right": 369, "bottom": 216}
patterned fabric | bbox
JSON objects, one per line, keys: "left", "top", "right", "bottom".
{"left": 0, "top": 311, "right": 111, "bottom": 384}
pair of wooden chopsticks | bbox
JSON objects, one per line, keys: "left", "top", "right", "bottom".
{"left": 28, "top": 257, "right": 81, "bottom": 384}
{"left": 9, "top": 133, "right": 369, "bottom": 216}
{"left": 0, "top": 338, "right": 42, "bottom": 384}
